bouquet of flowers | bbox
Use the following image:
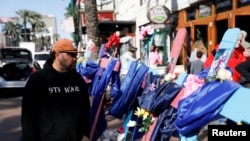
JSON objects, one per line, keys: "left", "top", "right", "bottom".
{"left": 127, "top": 107, "right": 154, "bottom": 133}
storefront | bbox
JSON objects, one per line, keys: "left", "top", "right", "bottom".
{"left": 177, "top": 0, "right": 250, "bottom": 66}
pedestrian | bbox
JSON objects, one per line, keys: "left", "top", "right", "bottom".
{"left": 21, "top": 38, "right": 91, "bottom": 141}
{"left": 236, "top": 45, "right": 250, "bottom": 88}
{"left": 189, "top": 51, "right": 204, "bottom": 74}
{"left": 204, "top": 30, "right": 247, "bottom": 82}
{"left": 189, "top": 40, "right": 207, "bottom": 62}
{"left": 148, "top": 45, "right": 162, "bottom": 68}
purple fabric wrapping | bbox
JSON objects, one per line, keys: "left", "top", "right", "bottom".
{"left": 98, "top": 44, "right": 109, "bottom": 58}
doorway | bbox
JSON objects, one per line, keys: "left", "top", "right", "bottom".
{"left": 236, "top": 15, "right": 250, "bottom": 42}
{"left": 194, "top": 25, "right": 208, "bottom": 47}
{"left": 215, "top": 19, "right": 228, "bottom": 43}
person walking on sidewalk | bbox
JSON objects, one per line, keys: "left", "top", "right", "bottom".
{"left": 21, "top": 38, "right": 91, "bottom": 141}
{"left": 189, "top": 51, "right": 204, "bottom": 74}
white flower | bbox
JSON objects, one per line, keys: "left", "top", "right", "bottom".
{"left": 151, "top": 117, "right": 155, "bottom": 123}
{"left": 164, "top": 73, "right": 176, "bottom": 81}
{"left": 216, "top": 68, "right": 232, "bottom": 82}
{"left": 127, "top": 120, "right": 137, "bottom": 127}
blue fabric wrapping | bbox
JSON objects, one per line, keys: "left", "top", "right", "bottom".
{"left": 129, "top": 72, "right": 162, "bottom": 140}
{"left": 138, "top": 72, "right": 162, "bottom": 111}
{"left": 134, "top": 81, "right": 181, "bottom": 141}
{"left": 220, "top": 86, "right": 250, "bottom": 123}
{"left": 108, "top": 61, "right": 149, "bottom": 119}
{"left": 108, "top": 61, "right": 138, "bottom": 118}
{"left": 149, "top": 81, "right": 182, "bottom": 116}
{"left": 123, "top": 64, "right": 149, "bottom": 115}
{"left": 174, "top": 80, "right": 241, "bottom": 135}
{"left": 151, "top": 107, "right": 178, "bottom": 141}
{"left": 90, "top": 68, "right": 104, "bottom": 96}
{"left": 198, "top": 67, "right": 210, "bottom": 79}
{"left": 110, "top": 70, "right": 121, "bottom": 98}
{"left": 90, "top": 59, "right": 120, "bottom": 141}
{"left": 76, "top": 59, "right": 99, "bottom": 79}
{"left": 76, "top": 59, "right": 100, "bottom": 96}
{"left": 131, "top": 116, "right": 145, "bottom": 141}
{"left": 179, "top": 133, "right": 198, "bottom": 141}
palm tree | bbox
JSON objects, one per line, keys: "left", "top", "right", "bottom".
{"left": 64, "top": 0, "right": 99, "bottom": 60}
{"left": 2, "top": 21, "right": 22, "bottom": 46}
{"left": 27, "top": 10, "right": 46, "bottom": 41}
{"left": 16, "top": 9, "right": 30, "bottom": 41}
{"left": 83, "top": 0, "right": 99, "bottom": 60}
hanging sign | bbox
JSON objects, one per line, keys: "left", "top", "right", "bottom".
{"left": 215, "top": 0, "right": 232, "bottom": 13}
{"left": 147, "top": 5, "right": 170, "bottom": 29}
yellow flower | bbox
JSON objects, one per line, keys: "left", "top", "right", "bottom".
{"left": 129, "top": 107, "right": 154, "bottom": 133}
{"left": 142, "top": 111, "right": 149, "bottom": 120}
{"left": 134, "top": 107, "right": 145, "bottom": 117}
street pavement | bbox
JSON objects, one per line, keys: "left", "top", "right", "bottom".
{"left": 0, "top": 97, "right": 22, "bottom": 141}
{"left": 0, "top": 97, "right": 208, "bottom": 141}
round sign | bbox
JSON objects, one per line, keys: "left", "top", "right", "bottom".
{"left": 147, "top": 5, "right": 170, "bottom": 24}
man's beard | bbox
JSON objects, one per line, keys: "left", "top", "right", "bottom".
{"left": 59, "top": 59, "right": 76, "bottom": 71}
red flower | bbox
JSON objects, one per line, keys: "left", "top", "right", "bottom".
{"left": 117, "top": 126, "right": 125, "bottom": 133}
{"left": 105, "top": 32, "right": 120, "bottom": 49}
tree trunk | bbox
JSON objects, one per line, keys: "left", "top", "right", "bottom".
{"left": 84, "top": 0, "right": 99, "bottom": 60}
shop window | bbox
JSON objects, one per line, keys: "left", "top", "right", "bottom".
{"left": 238, "top": 0, "right": 250, "bottom": 7}
{"left": 199, "top": 2, "right": 212, "bottom": 18}
{"left": 186, "top": 8, "right": 196, "bottom": 21}
{"left": 215, "top": 0, "right": 232, "bottom": 13}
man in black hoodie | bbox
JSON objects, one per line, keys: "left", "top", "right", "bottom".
{"left": 21, "top": 38, "right": 91, "bottom": 141}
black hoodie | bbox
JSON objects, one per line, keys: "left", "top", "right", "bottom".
{"left": 21, "top": 58, "right": 91, "bottom": 141}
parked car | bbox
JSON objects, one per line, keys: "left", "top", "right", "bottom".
{"left": 34, "top": 51, "right": 50, "bottom": 69}
{"left": 0, "top": 47, "right": 34, "bottom": 97}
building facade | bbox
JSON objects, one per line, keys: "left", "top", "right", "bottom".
{"left": 41, "top": 15, "right": 57, "bottom": 44}
{"left": 115, "top": 0, "right": 189, "bottom": 67}
{"left": 177, "top": 0, "right": 250, "bottom": 66}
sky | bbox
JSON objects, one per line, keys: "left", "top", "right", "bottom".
{"left": 0, "top": 0, "right": 72, "bottom": 39}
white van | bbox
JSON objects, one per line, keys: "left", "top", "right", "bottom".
{"left": 34, "top": 51, "right": 50, "bottom": 68}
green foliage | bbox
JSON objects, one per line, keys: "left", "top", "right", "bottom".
{"left": 64, "top": 3, "right": 81, "bottom": 44}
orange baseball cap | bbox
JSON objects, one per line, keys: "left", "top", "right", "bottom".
{"left": 52, "top": 38, "right": 83, "bottom": 53}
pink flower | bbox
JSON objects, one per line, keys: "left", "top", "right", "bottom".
{"left": 148, "top": 83, "right": 156, "bottom": 92}
{"left": 183, "top": 74, "right": 205, "bottom": 99}
{"left": 139, "top": 25, "right": 154, "bottom": 40}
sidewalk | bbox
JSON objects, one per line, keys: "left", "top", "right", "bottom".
{"left": 99, "top": 109, "right": 209, "bottom": 141}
